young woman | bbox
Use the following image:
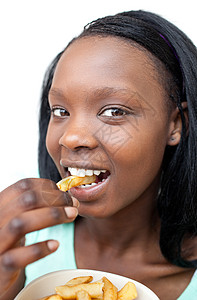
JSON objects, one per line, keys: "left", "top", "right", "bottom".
{"left": 0, "top": 10, "right": 197, "bottom": 300}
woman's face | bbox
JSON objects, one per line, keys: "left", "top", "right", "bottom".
{"left": 46, "top": 36, "right": 174, "bottom": 218}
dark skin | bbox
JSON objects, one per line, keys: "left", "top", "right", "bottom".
{"left": 46, "top": 36, "right": 195, "bottom": 299}
{"left": 0, "top": 179, "right": 78, "bottom": 299}
{"left": 0, "top": 36, "right": 194, "bottom": 300}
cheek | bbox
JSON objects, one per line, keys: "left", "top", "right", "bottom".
{"left": 109, "top": 122, "right": 168, "bottom": 202}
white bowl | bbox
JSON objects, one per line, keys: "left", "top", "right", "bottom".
{"left": 15, "top": 269, "right": 159, "bottom": 300}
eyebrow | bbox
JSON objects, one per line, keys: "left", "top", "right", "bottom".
{"left": 92, "top": 87, "right": 133, "bottom": 98}
{"left": 49, "top": 88, "right": 66, "bottom": 98}
{"left": 49, "top": 86, "right": 141, "bottom": 102}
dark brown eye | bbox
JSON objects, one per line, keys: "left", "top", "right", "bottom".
{"left": 52, "top": 108, "right": 69, "bottom": 117}
{"left": 101, "top": 108, "right": 126, "bottom": 117}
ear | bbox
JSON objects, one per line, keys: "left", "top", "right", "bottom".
{"left": 167, "top": 102, "right": 188, "bottom": 146}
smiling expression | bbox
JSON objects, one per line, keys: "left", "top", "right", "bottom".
{"left": 46, "top": 36, "right": 175, "bottom": 217}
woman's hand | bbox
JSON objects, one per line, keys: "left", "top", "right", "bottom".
{"left": 0, "top": 178, "right": 78, "bottom": 299}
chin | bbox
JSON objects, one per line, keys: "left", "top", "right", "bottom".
{"left": 78, "top": 203, "right": 119, "bottom": 219}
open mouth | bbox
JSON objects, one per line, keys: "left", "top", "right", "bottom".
{"left": 65, "top": 167, "right": 111, "bottom": 188}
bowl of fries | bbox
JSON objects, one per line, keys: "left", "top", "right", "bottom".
{"left": 15, "top": 269, "right": 159, "bottom": 300}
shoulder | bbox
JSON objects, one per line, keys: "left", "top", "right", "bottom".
{"left": 178, "top": 270, "right": 197, "bottom": 300}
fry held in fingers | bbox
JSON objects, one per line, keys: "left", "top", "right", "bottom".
{"left": 39, "top": 275, "right": 138, "bottom": 299}
{"left": 56, "top": 175, "right": 96, "bottom": 192}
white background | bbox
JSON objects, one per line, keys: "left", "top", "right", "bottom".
{"left": 0, "top": 0, "right": 196, "bottom": 191}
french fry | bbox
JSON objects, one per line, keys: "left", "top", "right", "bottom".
{"left": 56, "top": 175, "right": 96, "bottom": 192}
{"left": 117, "top": 282, "right": 137, "bottom": 300}
{"left": 65, "top": 276, "right": 93, "bottom": 286}
{"left": 102, "top": 277, "right": 118, "bottom": 300}
{"left": 55, "top": 282, "right": 104, "bottom": 299}
{"left": 48, "top": 295, "right": 63, "bottom": 300}
{"left": 76, "top": 290, "right": 92, "bottom": 300}
{"left": 39, "top": 295, "right": 63, "bottom": 300}
{"left": 39, "top": 275, "right": 138, "bottom": 300}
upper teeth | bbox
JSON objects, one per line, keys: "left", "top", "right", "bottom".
{"left": 68, "top": 167, "right": 106, "bottom": 177}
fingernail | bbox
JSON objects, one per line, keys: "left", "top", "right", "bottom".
{"left": 64, "top": 207, "right": 78, "bottom": 219}
{"left": 47, "top": 240, "right": 59, "bottom": 252}
{"left": 71, "top": 196, "right": 80, "bottom": 208}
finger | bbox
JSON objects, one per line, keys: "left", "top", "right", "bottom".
{"left": 35, "top": 178, "right": 73, "bottom": 206}
{"left": 0, "top": 206, "right": 78, "bottom": 254}
{"left": 0, "top": 178, "right": 37, "bottom": 207}
{"left": 0, "top": 240, "right": 59, "bottom": 273}
{"left": 71, "top": 196, "right": 80, "bottom": 208}
{"left": 0, "top": 178, "right": 73, "bottom": 208}
{"left": 0, "top": 179, "right": 76, "bottom": 226}
{"left": 0, "top": 189, "right": 73, "bottom": 225}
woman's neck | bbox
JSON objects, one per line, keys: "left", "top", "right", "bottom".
{"left": 78, "top": 189, "right": 160, "bottom": 253}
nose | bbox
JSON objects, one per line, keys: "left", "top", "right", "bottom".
{"left": 59, "top": 118, "right": 98, "bottom": 151}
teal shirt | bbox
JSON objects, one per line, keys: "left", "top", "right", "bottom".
{"left": 25, "top": 223, "right": 77, "bottom": 286}
{"left": 25, "top": 223, "right": 197, "bottom": 299}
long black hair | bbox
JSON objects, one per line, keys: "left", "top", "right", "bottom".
{"left": 38, "top": 10, "right": 197, "bottom": 268}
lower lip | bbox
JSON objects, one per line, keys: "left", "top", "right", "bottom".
{"left": 69, "top": 176, "right": 110, "bottom": 201}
